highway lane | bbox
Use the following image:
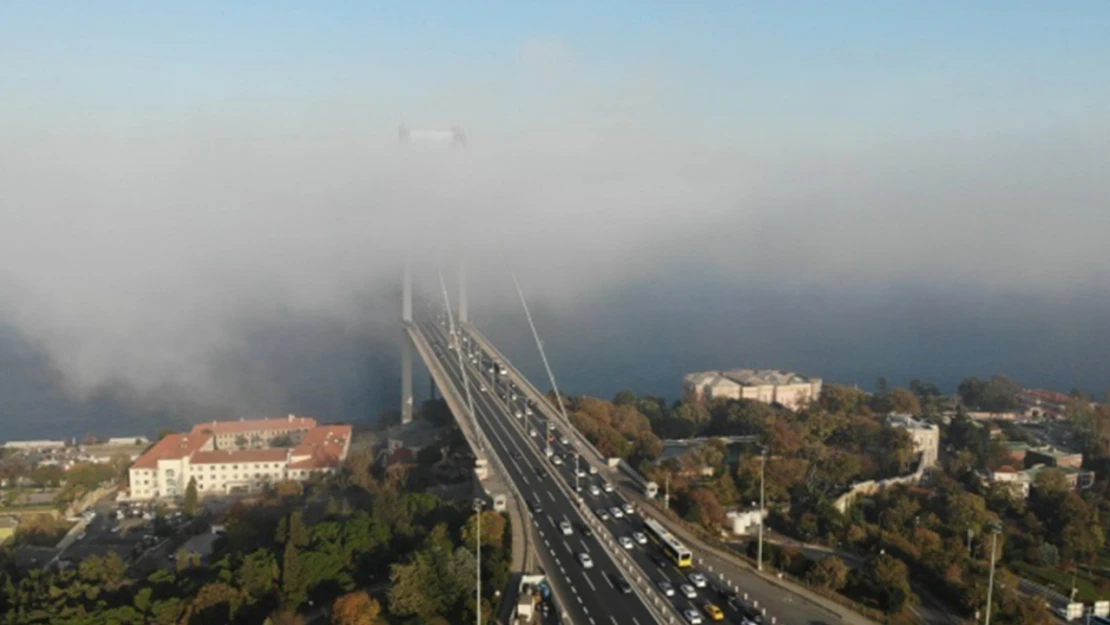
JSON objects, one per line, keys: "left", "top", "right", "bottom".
{"left": 459, "top": 323, "right": 852, "bottom": 625}
{"left": 422, "top": 320, "right": 661, "bottom": 625}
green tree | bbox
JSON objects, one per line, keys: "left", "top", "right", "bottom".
{"left": 281, "top": 540, "right": 307, "bottom": 609}
{"left": 183, "top": 477, "right": 199, "bottom": 516}
{"left": 463, "top": 510, "right": 507, "bottom": 550}
{"left": 806, "top": 556, "right": 849, "bottom": 591}
{"left": 860, "top": 553, "right": 915, "bottom": 612}
{"left": 238, "top": 549, "right": 279, "bottom": 600}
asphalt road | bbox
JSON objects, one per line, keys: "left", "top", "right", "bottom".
{"left": 461, "top": 322, "right": 878, "bottom": 625}
{"left": 423, "top": 319, "right": 663, "bottom": 625}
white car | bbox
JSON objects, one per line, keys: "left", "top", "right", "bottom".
{"left": 683, "top": 608, "right": 704, "bottom": 624}
{"left": 689, "top": 572, "right": 708, "bottom": 588}
{"left": 588, "top": 485, "right": 601, "bottom": 497}
{"left": 552, "top": 455, "right": 564, "bottom": 465}
{"left": 525, "top": 406, "right": 533, "bottom": 416}
{"left": 596, "top": 508, "right": 610, "bottom": 521}
{"left": 609, "top": 506, "right": 624, "bottom": 519}
{"left": 622, "top": 502, "right": 634, "bottom": 516}
{"left": 632, "top": 531, "right": 648, "bottom": 545}
{"left": 559, "top": 435, "right": 570, "bottom": 445}
{"left": 575, "top": 467, "right": 587, "bottom": 478}
{"left": 602, "top": 482, "right": 615, "bottom": 493}
{"left": 559, "top": 520, "right": 573, "bottom": 536}
{"left": 588, "top": 465, "right": 598, "bottom": 475}
{"left": 578, "top": 553, "right": 594, "bottom": 569}
{"left": 619, "top": 536, "right": 635, "bottom": 550}
{"left": 528, "top": 427, "right": 537, "bottom": 437}
{"left": 514, "top": 410, "right": 523, "bottom": 419}
{"left": 680, "top": 584, "right": 697, "bottom": 599}
{"left": 658, "top": 580, "right": 675, "bottom": 596}
{"left": 480, "top": 384, "right": 488, "bottom": 393}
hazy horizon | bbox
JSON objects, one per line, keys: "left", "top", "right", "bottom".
{"left": 1, "top": 3, "right": 1108, "bottom": 440}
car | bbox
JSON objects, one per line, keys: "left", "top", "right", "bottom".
{"left": 578, "top": 553, "right": 594, "bottom": 569}
{"left": 510, "top": 450, "right": 521, "bottom": 459}
{"left": 602, "top": 482, "right": 615, "bottom": 493}
{"left": 588, "top": 484, "right": 601, "bottom": 497}
{"left": 609, "top": 506, "right": 624, "bottom": 519}
{"left": 703, "top": 603, "right": 725, "bottom": 621}
{"left": 658, "top": 580, "right": 675, "bottom": 596}
{"left": 615, "top": 576, "right": 633, "bottom": 594}
{"left": 76, "top": 532, "right": 87, "bottom": 541}
{"left": 579, "top": 523, "right": 593, "bottom": 537}
{"left": 514, "top": 410, "right": 523, "bottom": 418}
{"left": 535, "top": 466, "right": 547, "bottom": 477}
{"left": 480, "top": 384, "right": 488, "bottom": 393}
{"left": 596, "top": 508, "right": 610, "bottom": 521}
{"left": 544, "top": 447, "right": 554, "bottom": 458}
{"left": 525, "top": 406, "right": 534, "bottom": 416}
{"left": 510, "top": 392, "right": 518, "bottom": 400}
{"left": 688, "top": 572, "right": 708, "bottom": 588}
{"left": 619, "top": 536, "right": 635, "bottom": 550}
{"left": 552, "top": 455, "right": 564, "bottom": 465}
{"left": 528, "top": 427, "right": 537, "bottom": 437}
{"left": 531, "top": 499, "right": 543, "bottom": 513}
{"left": 683, "top": 608, "right": 704, "bottom": 624}
{"left": 622, "top": 502, "right": 635, "bottom": 516}
{"left": 588, "top": 465, "right": 597, "bottom": 475}
{"left": 559, "top": 520, "right": 573, "bottom": 536}
{"left": 680, "top": 584, "right": 697, "bottom": 599}
{"left": 575, "top": 467, "right": 586, "bottom": 478}
{"left": 650, "top": 554, "right": 668, "bottom": 568}
{"left": 559, "top": 435, "right": 570, "bottom": 445}
{"left": 632, "top": 531, "right": 648, "bottom": 545}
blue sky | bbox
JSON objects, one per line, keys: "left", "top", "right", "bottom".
{"left": 2, "top": 2, "right": 1107, "bottom": 146}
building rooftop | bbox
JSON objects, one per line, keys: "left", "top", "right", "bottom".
{"left": 886, "top": 413, "right": 938, "bottom": 430}
{"left": 191, "top": 448, "right": 289, "bottom": 465}
{"left": 290, "top": 425, "right": 352, "bottom": 469}
{"left": 685, "top": 369, "right": 820, "bottom": 387}
{"left": 131, "top": 433, "right": 211, "bottom": 469}
{"left": 0, "top": 516, "right": 19, "bottom": 529}
{"left": 190, "top": 415, "right": 318, "bottom": 437}
{"left": 1027, "top": 445, "right": 1080, "bottom": 458}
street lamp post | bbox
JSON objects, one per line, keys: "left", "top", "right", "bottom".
{"left": 984, "top": 527, "right": 1000, "bottom": 625}
{"left": 758, "top": 448, "right": 767, "bottom": 572}
{"left": 474, "top": 499, "right": 484, "bottom": 625}
{"left": 574, "top": 452, "right": 580, "bottom": 492}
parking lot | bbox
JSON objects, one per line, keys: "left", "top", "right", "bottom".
{"left": 57, "top": 498, "right": 195, "bottom": 571}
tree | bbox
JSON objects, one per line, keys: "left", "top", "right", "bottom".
{"left": 463, "top": 510, "right": 507, "bottom": 550}
{"left": 888, "top": 388, "right": 922, "bottom": 415}
{"left": 331, "top": 591, "right": 383, "bottom": 625}
{"left": 183, "top": 477, "right": 199, "bottom": 516}
{"left": 269, "top": 434, "right": 294, "bottom": 448}
{"left": 681, "top": 488, "right": 726, "bottom": 529}
{"left": 238, "top": 549, "right": 279, "bottom": 600}
{"left": 235, "top": 435, "right": 248, "bottom": 449}
{"left": 806, "top": 556, "right": 849, "bottom": 591}
{"left": 958, "top": 375, "right": 1021, "bottom": 412}
{"left": 282, "top": 540, "right": 307, "bottom": 609}
{"left": 860, "top": 553, "right": 915, "bottom": 612}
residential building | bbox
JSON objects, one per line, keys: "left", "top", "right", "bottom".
{"left": 1024, "top": 446, "right": 1083, "bottom": 470}
{"left": 128, "top": 416, "right": 351, "bottom": 501}
{"left": 191, "top": 415, "right": 318, "bottom": 449}
{"left": 1018, "top": 389, "right": 1071, "bottom": 420}
{"left": 105, "top": 437, "right": 150, "bottom": 447}
{"left": 683, "top": 369, "right": 823, "bottom": 411}
{"left": 886, "top": 413, "right": 940, "bottom": 469}
{"left": 2, "top": 440, "right": 66, "bottom": 450}
{"left": 1001, "top": 441, "right": 1029, "bottom": 464}
{"left": 987, "top": 464, "right": 1094, "bottom": 499}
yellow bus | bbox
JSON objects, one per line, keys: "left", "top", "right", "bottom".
{"left": 643, "top": 517, "right": 693, "bottom": 567}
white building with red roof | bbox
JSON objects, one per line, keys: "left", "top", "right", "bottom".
{"left": 128, "top": 415, "right": 351, "bottom": 501}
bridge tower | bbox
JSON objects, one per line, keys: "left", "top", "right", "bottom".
{"left": 398, "top": 123, "right": 466, "bottom": 424}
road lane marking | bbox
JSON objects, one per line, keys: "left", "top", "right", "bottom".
{"left": 581, "top": 571, "right": 597, "bottom": 592}
{"left": 601, "top": 573, "right": 614, "bottom": 589}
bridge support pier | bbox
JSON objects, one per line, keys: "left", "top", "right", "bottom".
{"left": 402, "top": 262, "right": 414, "bottom": 424}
